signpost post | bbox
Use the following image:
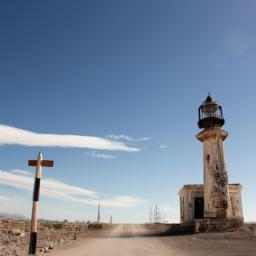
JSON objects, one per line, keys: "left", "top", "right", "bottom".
{"left": 28, "top": 152, "right": 54, "bottom": 255}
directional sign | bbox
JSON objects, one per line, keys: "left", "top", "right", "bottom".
{"left": 28, "top": 153, "right": 54, "bottom": 255}
{"left": 28, "top": 160, "right": 54, "bottom": 167}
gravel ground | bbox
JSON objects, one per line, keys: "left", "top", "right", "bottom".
{"left": 51, "top": 224, "right": 256, "bottom": 256}
{"left": 1, "top": 222, "right": 256, "bottom": 256}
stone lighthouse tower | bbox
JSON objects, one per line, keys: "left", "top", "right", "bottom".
{"left": 178, "top": 95, "right": 243, "bottom": 231}
{"left": 197, "top": 95, "right": 230, "bottom": 219}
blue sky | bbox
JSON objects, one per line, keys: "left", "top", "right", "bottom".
{"left": 0, "top": 0, "right": 256, "bottom": 223}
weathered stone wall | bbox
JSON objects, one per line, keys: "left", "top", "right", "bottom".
{"left": 179, "top": 184, "right": 243, "bottom": 225}
{"left": 179, "top": 185, "right": 203, "bottom": 224}
{"left": 228, "top": 184, "right": 244, "bottom": 222}
{"left": 194, "top": 218, "right": 243, "bottom": 233}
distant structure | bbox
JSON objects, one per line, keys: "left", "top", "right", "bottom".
{"left": 154, "top": 204, "right": 160, "bottom": 223}
{"left": 97, "top": 198, "right": 101, "bottom": 224}
{"left": 149, "top": 208, "right": 153, "bottom": 224}
{"left": 110, "top": 215, "right": 112, "bottom": 225}
{"left": 179, "top": 95, "right": 244, "bottom": 232}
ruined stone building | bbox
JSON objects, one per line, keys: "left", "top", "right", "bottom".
{"left": 179, "top": 96, "right": 244, "bottom": 231}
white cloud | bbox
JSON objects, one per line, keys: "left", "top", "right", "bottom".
{"left": 0, "top": 124, "right": 139, "bottom": 152}
{"left": 73, "top": 196, "right": 146, "bottom": 208}
{"left": 0, "top": 169, "right": 96, "bottom": 198}
{"left": 159, "top": 145, "right": 167, "bottom": 149}
{"left": 106, "top": 134, "right": 151, "bottom": 142}
{"left": 0, "top": 170, "right": 35, "bottom": 192}
{"left": 86, "top": 151, "right": 117, "bottom": 159}
{"left": 11, "top": 169, "right": 32, "bottom": 176}
{"left": 98, "top": 196, "right": 146, "bottom": 208}
{"left": 0, "top": 195, "right": 30, "bottom": 217}
{"left": 0, "top": 195, "right": 11, "bottom": 201}
{"left": 157, "top": 204, "right": 179, "bottom": 223}
{"left": 159, "top": 204, "right": 178, "bottom": 213}
{"left": 0, "top": 170, "right": 145, "bottom": 208}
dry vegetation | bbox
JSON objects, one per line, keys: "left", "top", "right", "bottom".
{"left": 0, "top": 219, "right": 92, "bottom": 256}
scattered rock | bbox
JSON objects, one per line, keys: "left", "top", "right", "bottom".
{"left": 9, "top": 229, "right": 22, "bottom": 236}
{"left": 19, "top": 231, "right": 26, "bottom": 238}
{"left": 49, "top": 243, "right": 54, "bottom": 250}
{"left": 0, "top": 219, "right": 92, "bottom": 255}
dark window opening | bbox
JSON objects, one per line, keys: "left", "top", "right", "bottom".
{"left": 206, "top": 154, "right": 210, "bottom": 163}
{"left": 194, "top": 197, "right": 204, "bottom": 219}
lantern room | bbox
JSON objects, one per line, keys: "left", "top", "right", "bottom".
{"left": 198, "top": 95, "right": 225, "bottom": 129}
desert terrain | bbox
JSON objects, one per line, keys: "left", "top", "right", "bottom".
{"left": 52, "top": 224, "right": 256, "bottom": 256}
{"left": 1, "top": 220, "right": 256, "bottom": 256}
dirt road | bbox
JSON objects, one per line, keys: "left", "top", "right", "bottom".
{"left": 52, "top": 224, "right": 256, "bottom": 256}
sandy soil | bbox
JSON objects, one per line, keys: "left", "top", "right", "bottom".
{"left": 51, "top": 224, "right": 256, "bottom": 256}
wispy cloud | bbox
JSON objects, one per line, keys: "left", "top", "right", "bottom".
{"left": 0, "top": 169, "right": 95, "bottom": 197}
{"left": 0, "top": 124, "right": 139, "bottom": 152}
{"left": 0, "top": 195, "right": 30, "bottom": 218}
{"left": 11, "top": 169, "right": 32, "bottom": 176}
{"left": 160, "top": 145, "right": 167, "bottom": 149}
{"left": 85, "top": 151, "right": 117, "bottom": 159}
{"left": 0, "top": 170, "right": 145, "bottom": 208}
{"left": 159, "top": 204, "right": 178, "bottom": 213}
{"left": 0, "top": 195, "right": 11, "bottom": 201}
{"left": 85, "top": 196, "right": 145, "bottom": 208}
{"left": 106, "top": 134, "right": 151, "bottom": 142}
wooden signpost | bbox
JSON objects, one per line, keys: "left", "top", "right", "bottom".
{"left": 28, "top": 152, "right": 54, "bottom": 255}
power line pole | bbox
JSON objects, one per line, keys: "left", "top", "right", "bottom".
{"left": 155, "top": 204, "right": 158, "bottom": 223}
{"left": 97, "top": 198, "right": 101, "bottom": 224}
{"left": 154, "top": 204, "right": 161, "bottom": 223}
{"left": 149, "top": 207, "right": 153, "bottom": 224}
{"left": 28, "top": 152, "right": 54, "bottom": 256}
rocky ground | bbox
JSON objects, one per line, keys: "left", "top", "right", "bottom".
{"left": 0, "top": 219, "right": 95, "bottom": 256}
{"left": 1, "top": 221, "right": 256, "bottom": 256}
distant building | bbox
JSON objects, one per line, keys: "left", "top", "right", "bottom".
{"left": 179, "top": 96, "right": 244, "bottom": 232}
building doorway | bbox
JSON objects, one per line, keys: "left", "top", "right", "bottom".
{"left": 194, "top": 197, "right": 204, "bottom": 219}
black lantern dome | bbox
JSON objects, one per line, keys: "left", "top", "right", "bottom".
{"left": 198, "top": 95, "right": 225, "bottom": 129}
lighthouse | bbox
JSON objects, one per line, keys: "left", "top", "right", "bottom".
{"left": 197, "top": 95, "right": 230, "bottom": 219}
{"left": 179, "top": 95, "right": 243, "bottom": 231}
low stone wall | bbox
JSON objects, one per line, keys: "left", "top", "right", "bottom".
{"left": 195, "top": 218, "right": 243, "bottom": 233}
{"left": 0, "top": 219, "right": 90, "bottom": 256}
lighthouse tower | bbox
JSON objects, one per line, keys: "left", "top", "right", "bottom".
{"left": 178, "top": 95, "right": 243, "bottom": 231}
{"left": 196, "top": 95, "right": 230, "bottom": 219}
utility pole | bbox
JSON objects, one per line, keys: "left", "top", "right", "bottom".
{"left": 155, "top": 204, "right": 158, "bottom": 223}
{"left": 28, "top": 152, "right": 54, "bottom": 256}
{"left": 97, "top": 198, "right": 101, "bottom": 224}
{"left": 154, "top": 204, "right": 161, "bottom": 223}
{"left": 149, "top": 207, "right": 152, "bottom": 224}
